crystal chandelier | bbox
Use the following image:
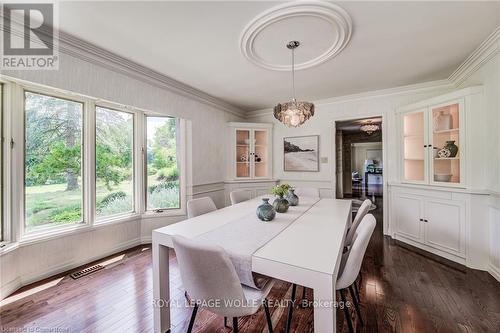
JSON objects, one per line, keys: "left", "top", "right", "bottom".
{"left": 274, "top": 41, "right": 314, "bottom": 127}
{"left": 360, "top": 121, "right": 380, "bottom": 135}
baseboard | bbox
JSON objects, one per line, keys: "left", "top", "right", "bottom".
{"left": 0, "top": 277, "right": 22, "bottom": 300}
{"left": 1, "top": 238, "right": 141, "bottom": 300}
{"left": 489, "top": 264, "right": 500, "bottom": 283}
{"left": 140, "top": 236, "right": 152, "bottom": 244}
{"left": 393, "top": 234, "right": 467, "bottom": 268}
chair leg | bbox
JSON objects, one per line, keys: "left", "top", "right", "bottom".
{"left": 349, "top": 285, "right": 364, "bottom": 326}
{"left": 353, "top": 281, "right": 361, "bottom": 304}
{"left": 232, "top": 317, "right": 238, "bottom": 333}
{"left": 340, "top": 289, "right": 354, "bottom": 333}
{"left": 285, "top": 283, "right": 297, "bottom": 333}
{"left": 224, "top": 316, "right": 228, "bottom": 328}
{"left": 263, "top": 299, "right": 273, "bottom": 333}
{"left": 187, "top": 303, "right": 198, "bottom": 333}
{"left": 299, "top": 285, "right": 307, "bottom": 308}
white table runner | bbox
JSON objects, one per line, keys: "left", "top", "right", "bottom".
{"left": 195, "top": 196, "right": 320, "bottom": 289}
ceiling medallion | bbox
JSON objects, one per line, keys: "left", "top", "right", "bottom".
{"left": 274, "top": 41, "right": 314, "bottom": 128}
{"left": 240, "top": 1, "right": 352, "bottom": 71}
{"left": 360, "top": 121, "right": 380, "bottom": 135}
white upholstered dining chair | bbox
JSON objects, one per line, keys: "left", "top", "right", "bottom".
{"left": 187, "top": 197, "right": 217, "bottom": 219}
{"left": 172, "top": 235, "right": 275, "bottom": 333}
{"left": 336, "top": 214, "right": 376, "bottom": 333}
{"left": 229, "top": 190, "right": 252, "bottom": 205}
{"left": 294, "top": 187, "right": 320, "bottom": 197}
{"left": 346, "top": 199, "right": 372, "bottom": 247}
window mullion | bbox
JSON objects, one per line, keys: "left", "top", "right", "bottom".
{"left": 85, "top": 99, "right": 96, "bottom": 227}
{"left": 135, "top": 112, "right": 145, "bottom": 215}
{"left": 12, "top": 83, "right": 24, "bottom": 240}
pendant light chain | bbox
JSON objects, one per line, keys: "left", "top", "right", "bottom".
{"left": 292, "top": 46, "right": 296, "bottom": 102}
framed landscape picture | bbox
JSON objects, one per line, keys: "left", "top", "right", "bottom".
{"left": 283, "top": 135, "right": 319, "bottom": 172}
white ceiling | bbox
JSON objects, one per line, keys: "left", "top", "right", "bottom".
{"left": 58, "top": 1, "right": 500, "bottom": 111}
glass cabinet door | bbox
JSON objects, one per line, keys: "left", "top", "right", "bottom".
{"left": 235, "top": 129, "right": 251, "bottom": 178}
{"left": 430, "top": 102, "right": 462, "bottom": 185}
{"left": 253, "top": 129, "right": 268, "bottom": 178}
{"left": 403, "top": 110, "right": 426, "bottom": 182}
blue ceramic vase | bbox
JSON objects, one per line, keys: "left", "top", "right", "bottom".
{"left": 273, "top": 195, "right": 289, "bottom": 213}
{"left": 286, "top": 189, "right": 299, "bottom": 206}
{"left": 256, "top": 198, "right": 276, "bottom": 221}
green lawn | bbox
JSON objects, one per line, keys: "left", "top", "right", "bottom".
{"left": 25, "top": 178, "right": 180, "bottom": 228}
{"left": 26, "top": 180, "right": 133, "bottom": 227}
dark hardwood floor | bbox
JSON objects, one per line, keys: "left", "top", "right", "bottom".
{"left": 1, "top": 201, "right": 500, "bottom": 332}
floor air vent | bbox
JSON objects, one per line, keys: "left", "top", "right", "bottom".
{"left": 70, "top": 264, "right": 104, "bottom": 279}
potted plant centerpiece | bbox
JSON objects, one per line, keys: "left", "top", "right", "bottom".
{"left": 271, "top": 184, "right": 291, "bottom": 213}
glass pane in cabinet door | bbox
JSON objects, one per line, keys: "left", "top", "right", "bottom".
{"left": 254, "top": 130, "right": 267, "bottom": 178}
{"left": 403, "top": 112, "right": 425, "bottom": 181}
{"left": 431, "top": 103, "right": 460, "bottom": 184}
{"left": 236, "top": 130, "right": 250, "bottom": 177}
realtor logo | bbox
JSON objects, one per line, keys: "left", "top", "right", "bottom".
{"left": 1, "top": 2, "right": 59, "bottom": 70}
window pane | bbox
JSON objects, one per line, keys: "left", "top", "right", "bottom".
{"left": 95, "top": 107, "right": 134, "bottom": 219}
{"left": 146, "top": 116, "right": 180, "bottom": 210}
{"left": 25, "top": 92, "right": 83, "bottom": 230}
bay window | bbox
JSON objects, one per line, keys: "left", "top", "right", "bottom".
{"left": 24, "top": 92, "right": 84, "bottom": 231}
{"left": 0, "top": 78, "right": 185, "bottom": 243}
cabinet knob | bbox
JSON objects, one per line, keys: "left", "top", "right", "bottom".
{"left": 424, "top": 219, "right": 428, "bottom": 222}
{"left": 419, "top": 218, "right": 423, "bottom": 221}
{"left": 424, "top": 145, "right": 428, "bottom": 148}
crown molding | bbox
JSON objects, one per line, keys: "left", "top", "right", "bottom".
{"left": 449, "top": 25, "right": 500, "bottom": 86}
{"left": 58, "top": 32, "right": 246, "bottom": 118}
{"left": 246, "top": 79, "right": 453, "bottom": 118}
{"left": 0, "top": 19, "right": 246, "bottom": 118}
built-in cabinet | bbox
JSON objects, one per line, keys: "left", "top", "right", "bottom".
{"left": 399, "top": 99, "right": 465, "bottom": 187}
{"left": 225, "top": 122, "right": 276, "bottom": 205}
{"left": 391, "top": 86, "right": 487, "bottom": 268}
{"left": 392, "top": 190, "right": 466, "bottom": 258}
{"left": 228, "top": 122, "right": 273, "bottom": 180}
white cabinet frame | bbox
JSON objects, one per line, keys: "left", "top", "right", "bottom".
{"left": 228, "top": 122, "right": 273, "bottom": 181}
{"left": 398, "top": 96, "right": 468, "bottom": 188}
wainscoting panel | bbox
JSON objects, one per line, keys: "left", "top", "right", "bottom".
{"left": 489, "top": 194, "right": 500, "bottom": 282}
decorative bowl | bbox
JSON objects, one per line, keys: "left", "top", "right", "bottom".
{"left": 434, "top": 173, "right": 452, "bottom": 182}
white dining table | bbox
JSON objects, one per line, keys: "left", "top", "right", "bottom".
{"left": 152, "top": 197, "right": 352, "bottom": 333}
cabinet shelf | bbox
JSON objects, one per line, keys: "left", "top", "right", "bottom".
{"left": 434, "top": 128, "right": 459, "bottom": 134}
{"left": 434, "top": 157, "right": 460, "bottom": 160}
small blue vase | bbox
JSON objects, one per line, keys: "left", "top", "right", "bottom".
{"left": 273, "top": 195, "right": 289, "bottom": 213}
{"left": 256, "top": 198, "right": 276, "bottom": 221}
{"left": 286, "top": 189, "right": 299, "bottom": 206}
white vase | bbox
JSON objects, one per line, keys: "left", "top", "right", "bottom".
{"left": 434, "top": 111, "right": 452, "bottom": 131}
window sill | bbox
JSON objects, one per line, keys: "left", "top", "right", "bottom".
{"left": 93, "top": 213, "right": 141, "bottom": 228}
{"left": 0, "top": 242, "right": 19, "bottom": 256}
{"left": 141, "top": 209, "right": 186, "bottom": 219}
{"left": 20, "top": 223, "right": 92, "bottom": 246}
{"left": 18, "top": 214, "right": 142, "bottom": 247}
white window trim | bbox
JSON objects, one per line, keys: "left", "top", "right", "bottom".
{"left": 21, "top": 87, "right": 88, "bottom": 238}
{"left": 141, "top": 114, "right": 187, "bottom": 217}
{"left": 0, "top": 77, "right": 187, "bottom": 247}
{"left": 93, "top": 103, "right": 138, "bottom": 224}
